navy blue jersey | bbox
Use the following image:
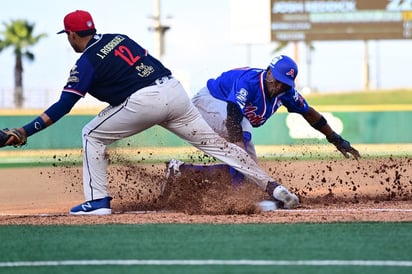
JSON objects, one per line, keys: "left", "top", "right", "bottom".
{"left": 63, "top": 33, "right": 171, "bottom": 106}
{"left": 207, "top": 67, "right": 310, "bottom": 127}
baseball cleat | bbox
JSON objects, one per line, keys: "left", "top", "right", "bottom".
{"left": 165, "top": 159, "right": 184, "bottom": 180}
{"left": 69, "top": 196, "right": 112, "bottom": 215}
{"left": 273, "top": 185, "right": 299, "bottom": 209}
{"left": 161, "top": 159, "right": 184, "bottom": 197}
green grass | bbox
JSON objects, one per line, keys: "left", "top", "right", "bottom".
{"left": 305, "top": 89, "right": 412, "bottom": 105}
{"left": 0, "top": 143, "right": 411, "bottom": 168}
{"left": 0, "top": 223, "right": 411, "bottom": 274}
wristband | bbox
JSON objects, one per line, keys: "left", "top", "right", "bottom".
{"left": 22, "top": 116, "right": 47, "bottom": 137}
{"left": 326, "top": 132, "right": 341, "bottom": 143}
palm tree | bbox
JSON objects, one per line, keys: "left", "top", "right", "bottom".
{"left": 0, "top": 19, "right": 47, "bottom": 108}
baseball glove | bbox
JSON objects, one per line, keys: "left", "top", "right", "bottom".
{"left": 0, "top": 128, "right": 27, "bottom": 148}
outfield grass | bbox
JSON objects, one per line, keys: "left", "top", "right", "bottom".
{"left": 0, "top": 223, "right": 411, "bottom": 274}
{"left": 0, "top": 89, "right": 410, "bottom": 117}
{"left": 305, "top": 89, "right": 412, "bottom": 105}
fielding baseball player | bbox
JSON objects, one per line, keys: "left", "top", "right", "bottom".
{"left": 0, "top": 10, "right": 299, "bottom": 215}
{"left": 166, "top": 55, "right": 360, "bottom": 187}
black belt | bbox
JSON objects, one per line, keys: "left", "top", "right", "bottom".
{"left": 151, "top": 75, "right": 173, "bottom": 85}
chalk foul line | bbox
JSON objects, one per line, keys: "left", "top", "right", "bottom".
{"left": 0, "top": 260, "right": 411, "bottom": 268}
{"left": 1, "top": 207, "right": 412, "bottom": 217}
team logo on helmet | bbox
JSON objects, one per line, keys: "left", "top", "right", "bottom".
{"left": 286, "top": 69, "right": 295, "bottom": 78}
{"left": 269, "top": 55, "right": 297, "bottom": 88}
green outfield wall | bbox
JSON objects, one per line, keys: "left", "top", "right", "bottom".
{"left": 0, "top": 109, "right": 410, "bottom": 150}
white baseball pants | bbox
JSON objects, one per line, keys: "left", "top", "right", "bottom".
{"left": 192, "top": 87, "right": 257, "bottom": 161}
{"left": 81, "top": 77, "right": 273, "bottom": 201}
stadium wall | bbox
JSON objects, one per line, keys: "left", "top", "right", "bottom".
{"left": 0, "top": 110, "right": 410, "bottom": 150}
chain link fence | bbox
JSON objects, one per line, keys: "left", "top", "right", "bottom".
{"left": 0, "top": 87, "right": 58, "bottom": 109}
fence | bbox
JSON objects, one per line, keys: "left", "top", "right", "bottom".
{"left": 0, "top": 87, "right": 61, "bottom": 109}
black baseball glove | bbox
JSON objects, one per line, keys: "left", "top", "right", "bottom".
{"left": 0, "top": 128, "right": 27, "bottom": 148}
{"left": 327, "top": 132, "right": 360, "bottom": 160}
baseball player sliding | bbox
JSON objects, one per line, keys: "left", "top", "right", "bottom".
{"left": 166, "top": 55, "right": 360, "bottom": 189}
{"left": 0, "top": 10, "right": 299, "bottom": 215}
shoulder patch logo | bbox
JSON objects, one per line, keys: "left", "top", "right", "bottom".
{"left": 70, "top": 65, "right": 80, "bottom": 75}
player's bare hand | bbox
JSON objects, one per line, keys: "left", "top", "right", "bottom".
{"left": 339, "top": 145, "right": 360, "bottom": 160}
{"left": 327, "top": 132, "right": 360, "bottom": 160}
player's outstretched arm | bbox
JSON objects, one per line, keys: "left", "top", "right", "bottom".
{"left": 0, "top": 92, "right": 81, "bottom": 148}
{"left": 0, "top": 112, "right": 52, "bottom": 149}
{"left": 303, "top": 107, "right": 360, "bottom": 159}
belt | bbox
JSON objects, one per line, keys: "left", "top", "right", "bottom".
{"left": 152, "top": 75, "right": 173, "bottom": 85}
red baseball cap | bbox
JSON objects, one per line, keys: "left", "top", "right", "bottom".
{"left": 57, "top": 10, "right": 96, "bottom": 34}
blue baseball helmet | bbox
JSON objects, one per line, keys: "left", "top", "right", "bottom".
{"left": 269, "top": 55, "right": 298, "bottom": 88}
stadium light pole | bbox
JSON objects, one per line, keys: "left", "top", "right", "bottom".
{"left": 363, "top": 40, "right": 370, "bottom": 91}
{"left": 148, "top": 0, "right": 170, "bottom": 60}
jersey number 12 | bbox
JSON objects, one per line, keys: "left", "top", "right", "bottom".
{"left": 114, "top": 45, "right": 141, "bottom": 66}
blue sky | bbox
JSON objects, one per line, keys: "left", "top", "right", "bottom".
{"left": 0, "top": 0, "right": 412, "bottom": 108}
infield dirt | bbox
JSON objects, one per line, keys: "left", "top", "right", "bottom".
{"left": 0, "top": 156, "right": 411, "bottom": 224}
